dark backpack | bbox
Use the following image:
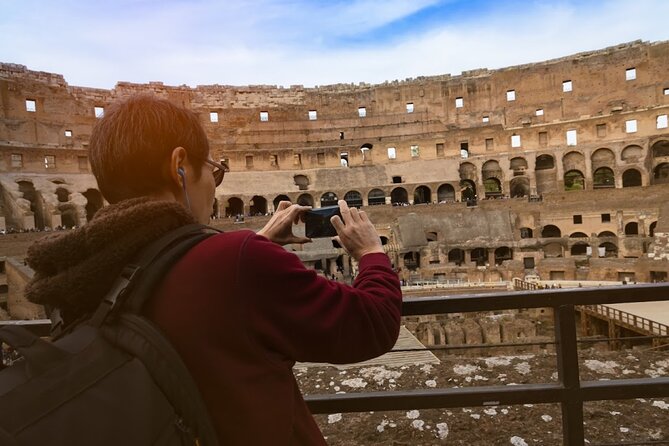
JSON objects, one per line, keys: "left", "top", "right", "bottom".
{"left": 0, "top": 224, "right": 221, "bottom": 446}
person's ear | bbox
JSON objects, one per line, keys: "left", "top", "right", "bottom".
{"left": 169, "top": 147, "right": 188, "bottom": 187}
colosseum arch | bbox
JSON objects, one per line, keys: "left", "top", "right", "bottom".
{"left": 570, "top": 232, "right": 588, "bottom": 238}
{"left": 273, "top": 194, "right": 290, "bottom": 209}
{"left": 591, "top": 148, "right": 615, "bottom": 170}
{"left": 360, "top": 143, "right": 373, "bottom": 162}
{"left": 320, "top": 192, "right": 338, "bottom": 207}
{"left": 622, "top": 169, "right": 642, "bottom": 187}
{"left": 367, "top": 188, "right": 385, "bottom": 206}
{"left": 510, "top": 177, "right": 530, "bottom": 198}
{"left": 563, "top": 169, "right": 585, "bottom": 191}
{"left": 225, "top": 197, "right": 243, "bottom": 217}
{"left": 483, "top": 178, "right": 502, "bottom": 197}
{"left": 82, "top": 188, "right": 103, "bottom": 222}
{"left": 543, "top": 242, "right": 563, "bottom": 258}
{"left": 249, "top": 196, "right": 267, "bottom": 215}
{"left": 459, "top": 162, "right": 477, "bottom": 182}
{"left": 653, "top": 163, "right": 669, "bottom": 185}
{"left": 58, "top": 204, "right": 78, "bottom": 228}
{"left": 293, "top": 174, "right": 310, "bottom": 191}
{"left": 297, "top": 193, "right": 314, "bottom": 207}
{"left": 598, "top": 231, "right": 617, "bottom": 238}
{"left": 481, "top": 160, "right": 504, "bottom": 182}
{"left": 571, "top": 243, "right": 589, "bottom": 256}
{"left": 593, "top": 167, "right": 615, "bottom": 188}
{"left": 55, "top": 187, "right": 69, "bottom": 203}
{"left": 652, "top": 140, "right": 669, "bottom": 158}
{"left": 650, "top": 221, "right": 658, "bottom": 237}
{"left": 470, "top": 248, "right": 488, "bottom": 266}
{"left": 391, "top": 187, "right": 408, "bottom": 205}
{"left": 625, "top": 222, "right": 639, "bottom": 235}
{"left": 510, "top": 157, "right": 528, "bottom": 175}
{"left": 563, "top": 151, "right": 585, "bottom": 172}
{"left": 17, "top": 180, "right": 45, "bottom": 229}
{"left": 621, "top": 145, "right": 643, "bottom": 163}
{"left": 403, "top": 252, "right": 420, "bottom": 270}
{"left": 460, "top": 180, "right": 476, "bottom": 201}
{"left": 541, "top": 225, "right": 562, "bottom": 238}
{"left": 437, "top": 184, "right": 455, "bottom": 202}
{"left": 413, "top": 185, "right": 431, "bottom": 204}
{"left": 599, "top": 242, "right": 618, "bottom": 258}
{"left": 344, "top": 190, "right": 363, "bottom": 208}
{"left": 535, "top": 154, "right": 556, "bottom": 194}
{"left": 494, "top": 247, "right": 512, "bottom": 265}
{"left": 448, "top": 249, "right": 465, "bottom": 265}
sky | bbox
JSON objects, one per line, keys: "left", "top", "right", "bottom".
{"left": 1, "top": 0, "right": 668, "bottom": 89}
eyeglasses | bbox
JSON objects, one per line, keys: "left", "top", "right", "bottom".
{"left": 204, "top": 159, "right": 229, "bottom": 187}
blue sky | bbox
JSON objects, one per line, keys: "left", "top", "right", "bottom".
{"left": 1, "top": 0, "right": 667, "bottom": 89}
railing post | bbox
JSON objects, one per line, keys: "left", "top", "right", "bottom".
{"left": 555, "top": 304, "right": 584, "bottom": 445}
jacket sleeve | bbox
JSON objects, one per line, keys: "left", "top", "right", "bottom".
{"left": 238, "top": 233, "right": 402, "bottom": 364}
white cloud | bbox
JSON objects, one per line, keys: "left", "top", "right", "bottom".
{"left": 0, "top": 0, "right": 667, "bottom": 88}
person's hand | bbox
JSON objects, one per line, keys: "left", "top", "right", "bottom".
{"left": 330, "top": 200, "right": 384, "bottom": 261}
{"left": 257, "top": 201, "right": 312, "bottom": 245}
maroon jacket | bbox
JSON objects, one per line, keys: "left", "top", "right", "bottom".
{"left": 146, "top": 230, "right": 402, "bottom": 445}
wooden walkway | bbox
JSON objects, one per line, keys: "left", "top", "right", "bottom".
{"left": 296, "top": 326, "right": 440, "bottom": 370}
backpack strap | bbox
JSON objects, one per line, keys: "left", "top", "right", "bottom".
{"left": 89, "top": 224, "right": 221, "bottom": 327}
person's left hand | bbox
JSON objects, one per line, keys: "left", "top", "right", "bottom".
{"left": 257, "top": 201, "right": 312, "bottom": 245}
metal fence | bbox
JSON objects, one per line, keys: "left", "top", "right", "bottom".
{"left": 305, "top": 283, "right": 669, "bottom": 445}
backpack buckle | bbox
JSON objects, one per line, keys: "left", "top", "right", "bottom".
{"left": 89, "top": 264, "right": 142, "bottom": 327}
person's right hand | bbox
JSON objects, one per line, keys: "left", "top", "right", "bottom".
{"left": 330, "top": 200, "right": 384, "bottom": 261}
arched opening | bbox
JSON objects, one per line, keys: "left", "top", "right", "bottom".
{"left": 55, "top": 187, "right": 69, "bottom": 203}
{"left": 293, "top": 175, "right": 310, "bottom": 191}
{"left": 593, "top": 167, "right": 615, "bottom": 189}
{"left": 624, "top": 222, "right": 639, "bottom": 235}
{"left": 413, "top": 185, "right": 431, "bottom": 204}
{"left": 536, "top": 154, "right": 555, "bottom": 170}
{"left": 403, "top": 252, "right": 420, "bottom": 270}
{"left": 520, "top": 227, "right": 533, "bottom": 238}
{"left": 544, "top": 242, "right": 563, "bottom": 258}
{"left": 599, "top": 242, "right": 618, "bottom": 258}
{"left": 297, "top": 193, "right": 314, "bottom": 207}
{"left": 571, "top": 243, "right": 589, "bottom": 256}
{"left": 344, "top": 190, "right": 363, "bottom": 208}
{"left": 591, "top": 148, "right": 615, "bottom": 170}
{"left": 368, "top": 188, "right": 386, "bottom": 206}
{"left": 482, "top": 160, "right": 503, "bottom": 180}
{"left": 391, "top": 187, "right": 409, "bottom": 206}
{"left": 650, "top": 221, "right": 657, "bottom": 237}
{"left": 459, "top": 162, "right": 477, "bottom": 181}
{"left": 17, "top": 180, "right": 45, "bottom": 229}
{"left": 494, "top": 247, "right": 513, "bottom": 265}
{"left": 471, "top": 248, "right": 488, "bottom": 266}
{"left": 273, "top": 194, "right": 290, "bottom": 210}
{"left": 360, "top": 143, "right": 373, "bottom": 162}
{"left": 598, "top": 231, "right": 617, "bottom": 238}
{"left": 59, "top": 205, "right": 78, "bottom": 229}
{"left": 437, "top": 184, "right": 455, "bottom": 203}
{"left": 460, "top": 180, "right": 476, "bottom": 201}
{"left": 542, "top": 225, "right": 562, "bottom": 238}
{"left": 653, "top": 163, "right": 669, "bottom": 185}
{"left": 622, "top": 169, "right": 642, "bottom": 187}
{"left": 249, "top": 196, "right": 267, "bottom": 215}
{"left": 652, "top": 140, "right": 669, "bottom": 158}
{"left": 320, "top": 192, "right": 338, "bottom": 207}
{"left": 510, "top": 157, "right": 528, "bottom": 175}
{"left": 380, "top": 236, "right": 389, "bottom": 245}
{"left": 212, "top": 198, "right": 219, "bottom": 218}
{"left": 510, "top": 177, "right": 530, "bottom": 198}
{"left": 570, "top": 232, "right": 588, "bottom": 238}
{"left": 82, "top": 189, "right": 103, "bottom": 222}
{"left": 621, "top": 145, "right": 643, "bottom": 163}
{"left": 483, "top": 178, "right": 502, "bottom": 198}
{"left": 226, "top": 197, "right": 243, "bottom": 217}
{"left": 564, "top": 170, "right": 585, "bottom": 191}
{"left": 448, "top": 249, "right": 465, "bottom": 266}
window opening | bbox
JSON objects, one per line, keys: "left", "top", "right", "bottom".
{"left": 601, "top": 213, "right": 611, "bottom": 223}
{"left": 460, "top": 142, "right": 469, "bottom": 159}
{"left": 392, "top": 176, "right": 402, "bottom": 184}
{"left": 340, "top": 152, "right": 349, "bottom": 167}
{"left": 26, "top": 99, "right": 36, "bottom": 112}
{"left": 11, "top": 154, "right": 23, "bottom": 168}
{"left": 455, "top": 97, "right": 464, "bottom": 108}
{"left": 245, "top": 155, "right": 253, "bottom": 168}
{"left": 566, "top": 129, "right": 577, "bottom": 146}
{"left": 94, "top": 106, "right": 104, "bottom": 118}
{"left": 317, "top": 152, "right": 325, "bottom": 165}
{"left": 270, "top": 154, "right": 279, "bottom": 167}
{"left": 506, "top": 90, "right": 516, "bottom": 101}
{"left": 596, "top": 124, "right": 606, "bottom": 137}
{"left": 410, "top": 145, "right": 419, "bottom": 158}
{"left": 64, "top": 130, "right": 72, "bottom": 137}
{"left": 339, "top": 132, "right": 345, "bottom": 140}
{"left": 536, "top": 109, "right": 544, "bottom": 116}
{"left": 511, "top": 134, "right": 521, "bottom": 148}
{"left": 387, "top": 147, "right": 396, "bottom": 160}
{"left": 44, "top": 155, "right": 56, "bottom": 169}
{"left": 358, "top": 107, "right": 366, "bottom": 117}
{"left": 209, "top": 112, "right": 218, "bottom": 123}
{"left": 539, "top": 131, "right": 548, "bottom": 146}
{"left": 260, "top": 111, "right": 269, "bottom": 122}
{"left": 485, "top": 138, "right": 493, "bottom": 151}
{"left": 406, "top": 102, "right": 414, "bottom": 113}
{"left": 308, "top": 110, "right": 317, "bottom": 121}
{"left": 482, "top": 115, "right": 490, "bottom": 123}
{"left": 657, "top": 115, "right": 668, "bottom": 129}
{"left": 625, "top": 68, "right": 636, "bottom": 81}
{"left": 436, "top": 143, "right": 444, "bottom": 157}
{"left": 625, "top": 120, "right": 637, "bottom": 133}
{"left": 573, "top": 215, "right": 582, "bottom": 224}
{"left": 562, "top": 80, "right": 572, "bottom": 92}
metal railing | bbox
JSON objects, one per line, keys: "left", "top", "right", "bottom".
{"left": 582, "top": 304, "right": 669, "bottom": 337}
{"left": 305, "top": 283, "right": 669, "bottom": 445}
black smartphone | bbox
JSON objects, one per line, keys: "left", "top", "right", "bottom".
{"left": 304, "top": 206, "right": 342, "bottom": 238}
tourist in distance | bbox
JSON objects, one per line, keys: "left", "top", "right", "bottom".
{"left": 24, "top": 95, "right": 402, "bottom": 445}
